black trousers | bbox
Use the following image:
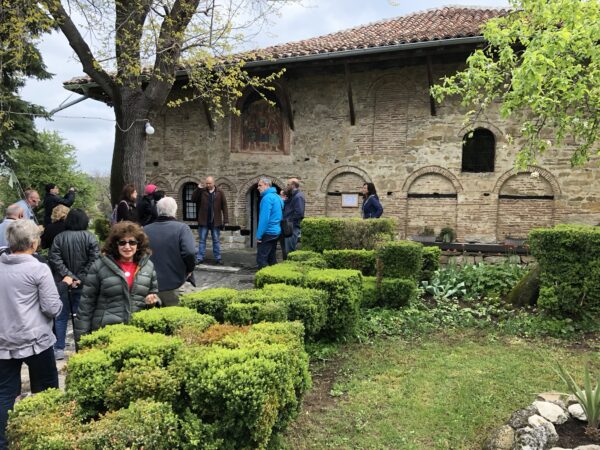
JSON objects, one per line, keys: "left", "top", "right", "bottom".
{"left": 257, "top": 234, "right": 279, "bottom": 269}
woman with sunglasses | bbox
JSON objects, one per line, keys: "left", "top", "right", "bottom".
{"left": 74, "top": 221, "right": 159, "bottom": 342}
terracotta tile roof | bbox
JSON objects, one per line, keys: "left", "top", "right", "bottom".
{"left": 64, "top": 6, "right": 509, "bottom": 86}
{"left": 251, "top": 6, "right": 510, "bottom": 61}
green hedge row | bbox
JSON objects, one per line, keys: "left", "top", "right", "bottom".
{"left": 323, "top": 249, "right": 376, "bottom": 276}
{"left": 251, "top": 264, "right": 363, "bottom": 338}
{"left": 8, "top": 316, "right": 310, "bottom": 450}
{"left": 286, "top": 250, "right": 327, "bottom": 268}
{"left": 376, "top": 241, "right": 423, "bottom": 281}
{"left": 529, "top": 224, "right": 600, "bottom": 318}
{"left": 181, "top": 283, "right": 328, "bottom": 339}
{"left": 301, "top": 217, "right": 396, "bottom": 252}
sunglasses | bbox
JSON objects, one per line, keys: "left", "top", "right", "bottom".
{"left": 117, "top": 240, "right": 139, "bottom": 247}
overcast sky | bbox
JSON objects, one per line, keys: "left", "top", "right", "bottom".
{"left": 21, "top": 0, "right": 508, "bottom": 174}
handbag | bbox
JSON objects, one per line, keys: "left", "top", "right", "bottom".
{"left": 281, "top": 219, "right": 294, "bottom": 238}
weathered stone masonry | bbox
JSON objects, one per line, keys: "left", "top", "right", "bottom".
{"left": 146, "top": 59, "right": 600, "bottom": 246}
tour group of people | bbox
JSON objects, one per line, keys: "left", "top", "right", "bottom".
{"left": 0, "top": 176, "right": 383, "bottom": 449}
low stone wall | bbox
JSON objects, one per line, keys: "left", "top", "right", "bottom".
{"left": 484, "top": 392, "right": 596, "bottom": 450}
{"left": 441, "top": 252, "right": 536, "bottom": 266}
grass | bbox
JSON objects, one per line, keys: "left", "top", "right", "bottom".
{"left": 284, "top": 330, "right": 600, "bottom": 449}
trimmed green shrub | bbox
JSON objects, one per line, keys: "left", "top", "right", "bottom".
{"left": 131, "top": 306, "right": 216, "bottom": 335}
{"left": 362, "top": 276, "right": 378, "bottom": 308}
{"left": 305, "top": 269, "right": 362, "bottom": 338}
{"left": 179, "top": 288, "right": 239, "bottom": 321}
{"left": 6, "top": 389, "right": 81, "bottom": 449}
{"left": 378, "top": 278, "right": 418, "bottom": 308}
{"left": 421, "top": 246, "right": 441, "bottom": 282}
{"left": 78, "top": 324, "right": 143, "bottom": 350}
{"left": 255, "top": 262, "right": 306, "bottom": 288}
{"left": 261, "top": 284, "right": 328, "bottom": 338}
{"left": 323, "top": 249, "right": 376, "bottom": 276}
{"left": 376, "top": 240, "right": 423, "bottom": 280}
{"left": 529, "top": 224, "right": 600, "bottom": 318}
{"left": 77, "top": 400, "right": 180, "bottom": 450}
{"left": 170, "top": 322, "right": 310, "bottom": 449}
{"left": 224, "top": 301, "right": 289, "bottom": 325}
{"left": 301, "top": 217, "right": 396, "bottom": 252}
{"left": 66, "top": 349, "right": 117, "bottom": 419}
{"left": 105, "top": 361, "right": 180, "bottom": 411}
{"left": 286, "top": 250, "right": 328, "bottom": 268}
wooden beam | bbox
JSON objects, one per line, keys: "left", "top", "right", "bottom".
{"left": 344, "top": 63, "right": 356, "bottom": 125}
{"left": 280, "top": 83, "right": 295, "bottom": 131}
{"left": 202, "top": 100, "right": 215, "bottom": 131}
{"left": 426, "top": 56, "right": 437, "bottom": 117}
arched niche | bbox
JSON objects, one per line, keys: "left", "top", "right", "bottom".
{"left": 495, "top": 167, "right": 559, "bottom": 240}
{"left": 403, "top": 167, "right": 460, "bottom": 238}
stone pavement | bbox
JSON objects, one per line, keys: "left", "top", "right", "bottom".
{"left": 19, "top": 247, "right": 271, "bottom": 395}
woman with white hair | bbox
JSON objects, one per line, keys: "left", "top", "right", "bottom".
{"left": 144, "top": 197, "right": 196, "bottom": 306}
{"left": 0, "top": 220, "right": 62, "bottom": 450}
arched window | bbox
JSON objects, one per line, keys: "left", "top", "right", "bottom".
{"left": 462, "top": 128, "right": 495, "bottom": 172}
{"left": 182, "top": 182, "right": 197, "bottom": 221}
{"left": 241, "top": 90, "right": 284, "bottom": 153}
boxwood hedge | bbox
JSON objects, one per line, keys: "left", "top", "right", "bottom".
{"left": 421, "top": 246, "right": 441, "bottom": 282}
{"left": 254, "top": 262, "right": 306, "bottom": 288}
{"left": 301, "top": 217, "right": 396, "bottom": 252}
{"left": 529, "top": 224, "right": 600, "bottom": 318}
{"left": 179, "top": 288, "right": 239, "bottom": 321}
{"left": 323, "top": 249, "right": 376, "bottom": 276}
{"left": 378, "top": 278, "right": 418, "bottom": 308}
{"left": 376, "top": 240, "right": 423, "bottom": 281}
{"left": 131, "top": 307, "right": 216, "bottom": 335}
{"left": 286, "top": 250, "right": 328, "bottom": 268}
{"left": 9, "top": 321, "right": 310, "bottom": 450}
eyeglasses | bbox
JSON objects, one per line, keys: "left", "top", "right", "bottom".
{"left": 117, "top": 240, "right": 138, "bottom": 247}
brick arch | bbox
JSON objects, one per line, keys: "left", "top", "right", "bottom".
{"left": 494, "top": 166, "right": 560, "bottom": 241}
{"left": 402, "top": 166, "right": 461, "bottom": 239}
{"left": 234, "top": 174, "right": 286, "bottom": 228}
{"left": 172, "top": 176, "right": 202, "bottom": 195}
{"left": 214, "top": 177, "right": 238, "bottom": 193}
{"left": 320, "top": 166, "right": 372, "bottom": 193}
{"left": 457, "top": 122, "right": 504, "bottom": 142}
{"left": 492, "top": 166, "right": 561, "bottom": 196}
{"left": 146, "top": 175, "right": 173, "bottom": 193}
{"left": 401, "top": 166, "right": 463, "bottom": 194}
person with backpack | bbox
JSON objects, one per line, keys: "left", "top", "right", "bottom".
{"left": 113, "top": 184, "right": 139, "bottom": 224}
{"left": 137, "top": 184, "right": 159, "bottom": 226}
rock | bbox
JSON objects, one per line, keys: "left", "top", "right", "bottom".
{"left": 533, "top": 401, "right": 569, "bottom": 424}
{"left": 568, "top": 403, "right": 587, "bottom": 421}
{"left": 548, "top": 448, "right": 571, "bottom": 450}
{"left": 508, "top": 405, "right": 538, "bottom": 429}
{"left": 483, "top": 425, "right": 514, "bottom": 450}
{"left": 514, "top": 416, "right": 559, "bottom": 449}
{"left": 566, "top": 394, "right": 580, "bottom": 406}
{"left": 506, "top": 263, "right": 540, "bottom": 307}
{"left": 536, "top": 391, "right": 565, "bottom": 404}
{"left": 574, "top": 446, "right": 600, "bottom": 450}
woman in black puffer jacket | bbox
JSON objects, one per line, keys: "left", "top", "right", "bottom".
{"left": 49, "top": 209, "right": 100, "bottom": 359}
{"left": 74, "top": 221, "right": 159, "bottom": 342}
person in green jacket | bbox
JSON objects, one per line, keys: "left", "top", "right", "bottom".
{"left": 74, "top": 221, "right": 159, "bottom": 341}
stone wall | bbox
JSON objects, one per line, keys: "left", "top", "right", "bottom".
{"left": 146, "top": 61, "right": 600, "bottom": 247}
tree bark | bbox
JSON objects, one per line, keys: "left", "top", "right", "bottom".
{"left": 111, "top": 89, "right": 150, "bottom": 204}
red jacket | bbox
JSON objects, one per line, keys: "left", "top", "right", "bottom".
{"left": 191, "top": 187, "right": 229, "bottom": 227}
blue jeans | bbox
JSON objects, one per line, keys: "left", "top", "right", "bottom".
{"left": 257, "top": 234, "right": 279, "bottom": 269}
{"left": 0, "top": 347, "right": 58, "bottom": 450}
{"left": 197, "top": 226, "right": 221, "bottom": 262}
{"left": 284, "top": 226, "right": 301, "bottom": 254}
{"left": 54, "top": 283, "right": 81, "bottom": 351}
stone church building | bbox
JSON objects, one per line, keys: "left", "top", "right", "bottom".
{"left": 69, "top": 6, "right": 600, "bottom": 247}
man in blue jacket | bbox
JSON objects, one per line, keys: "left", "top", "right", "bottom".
{"left": 282, "top": 178, "right": 305, "bottom": 257}
{"left": 256, "top": 178, "right": 283, "bottom": 269}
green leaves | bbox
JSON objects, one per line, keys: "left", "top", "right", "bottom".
{"left": 556, "top": 363, "right": 600, "bottom": 430}
{"left": 432, "top": 0, "right": 600, "bottom": 167}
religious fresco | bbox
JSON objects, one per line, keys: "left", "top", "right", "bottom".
{"left": 241, "top": 99, "right": 283, "bottom": 153}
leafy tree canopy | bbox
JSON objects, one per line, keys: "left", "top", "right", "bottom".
{"left": 1, "top": 131, "right": 96, "bottom": 220}
{"left": 15, "top": 0, "right": 296, "bottom": 202}
{"left": 432, "top": 0, "right": 600, "bottom": 167}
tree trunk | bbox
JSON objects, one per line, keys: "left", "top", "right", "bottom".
{"left": 110, "top": 89, "right": 150, "bottom": 204}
